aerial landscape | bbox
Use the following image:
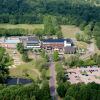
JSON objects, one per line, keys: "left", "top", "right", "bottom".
{"left": 0, "top": 0, "right": 100, "bottom": 100}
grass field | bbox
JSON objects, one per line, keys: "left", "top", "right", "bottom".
{"left": 0, "top": 24, "right": 43, "bottom": 29}
{"left": 61, "top": 25, "right": 83, "bottom": 38}
{"left": 0, "top": 24, "right": 44, "bottom": 34}
{"left": 74, "top": 41, "right": 89, "bottom": 50}
{"left": 0, "top": 24, "right": 83, "bottom": 38}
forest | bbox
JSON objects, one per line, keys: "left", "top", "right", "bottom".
{"left": 57, "top": 81, "right": 100, "bottom": 100}
{"left": 0, "top": 81, "right": 51, "bottom": 100}
{"left": 0, "top": 0, "right": 100, "bottom": 26}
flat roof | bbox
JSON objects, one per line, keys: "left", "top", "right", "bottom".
{"left": 4, "top": 40, "right": 20, "bottom": 44}
{"left": 41, "top": 38, "right": 72, "bottom": 42}
{"left": 64, "top": 46, "right": 76, "bottom": 51}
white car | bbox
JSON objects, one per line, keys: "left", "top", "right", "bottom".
{"left": 13, "top": 51, "right": 17, "bottom": 54}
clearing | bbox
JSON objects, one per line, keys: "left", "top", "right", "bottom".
{"left": 0, "top": 24, "right": 83, "bottom": 38}
{"left": 61, "top": 25, "right": 83, "bottom": 38}
{"left": 0, "top": 24, "right": 43, "bottom": 33}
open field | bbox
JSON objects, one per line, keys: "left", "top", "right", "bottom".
{"left": 9, "top": 60, "right": 41, "bottom": 80}
{"left": 0, "top": 24, "right": 83, "bottom": 38}
{"left": 7, "top": 49, "right": 41, "bottom": 80}
{"left": 0, "top": 24, "right": 44, "bottom": 34}
{"left": 75, "top": 41, "right": 90, "bottom": 50}
{"left": 0, "top": 24, "right": 43, "bottom": 29}
{"left": 61, "top": 25, "right": 83, "bottom": 38}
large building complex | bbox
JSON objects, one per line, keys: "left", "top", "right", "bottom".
{"left": 0, "top": 36, "right": 76, "bottom": 54}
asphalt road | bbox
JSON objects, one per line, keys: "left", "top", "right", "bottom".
{"left": 80, "top": 39, "right": 94, "bottom": 59}
{"left": 48, "top": 54, "right": 56, "bottom": 100}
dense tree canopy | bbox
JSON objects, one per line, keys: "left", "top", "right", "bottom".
{"left": 93, "top": 22, "right": 100, "bottom": 49}
{"left": 0, "top": 0, "right": 99, "bottom": 26}
{"left": 52, "top": 51, "right": 59, "bottom": 61}
{"left": 0, "top": 83, "right": 51, "bottom": 100}
{"left": 17, "top": 43, "right": 24, "bottom": 54}
{"left": 0, "top": 47, "right": 12, "bottom": 83}
{"left": 57, "top": 82, "right": 100, "bottom": 100}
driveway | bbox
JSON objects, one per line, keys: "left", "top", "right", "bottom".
{"left": 80, "top": 39, "right": 94, "bottom": 59}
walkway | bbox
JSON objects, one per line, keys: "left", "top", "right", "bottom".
{"left": 7, "top": 49, "right": 24, "bottom": 68}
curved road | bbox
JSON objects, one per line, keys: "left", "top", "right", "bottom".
{"left": 80, "top": 39, "right": 95, "bottom": 59}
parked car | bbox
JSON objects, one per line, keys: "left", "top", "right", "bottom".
{"left": 13, "top": 51, "right": 17, "bottom": 54}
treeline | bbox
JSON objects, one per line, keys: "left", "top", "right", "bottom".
{"left": 0, "top": 15, "right": 63, "bottom": 38}
{"left": 62, "top": 54, "right": 100, "bottom": 68}
{"left": 93, "top": 22, "right": 100, "bottom": 49}
{"left": 0, "top": 28, "right": 27, "bottom": 36}
{"left": 0, "top": 81, "right": 51, "bottom": 100}
{"left": 57, "top": 82, "right": 100, "bottom": 100}
{"left": 0, "top": 0, "right": 100, "bottom": 26}
{"left": 44, "top": 15, "right": 63, "bottom": 38}
{"left": 0, "top": 47, "right": 13, "bottom": 83}
{"left": 76, "top": 21, "right": 95, "bottom": 43}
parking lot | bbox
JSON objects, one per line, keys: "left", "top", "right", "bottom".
{"left": 66, "top": 66, "right": 100, "bottom": 84}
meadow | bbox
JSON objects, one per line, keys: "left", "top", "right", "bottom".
{"left": 0, "top": 24, "right": 83, "bottom": 38}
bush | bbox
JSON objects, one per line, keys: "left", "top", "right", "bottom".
{"left": 22, "top": 52, "right": 29, "bottom": 62}
{"left": 55, "top": 62, "right": 63, "bottom": 72}
{"left": 52, "top": 51, "right": 59, "bottom": 62}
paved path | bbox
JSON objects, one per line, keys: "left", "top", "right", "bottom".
{"left": 7, "top": 49, "right": 24, "bottom": 68}
{"left": 49, "top": 61, "right": 56, "bottom": 100}
{"left": 47, "top": 53, "right": 56, "bottom": 100}
{"left": 80, "top": 39, "right": 95, "bottom": 59}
